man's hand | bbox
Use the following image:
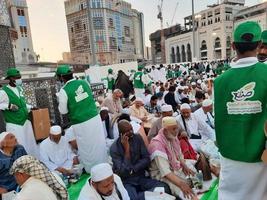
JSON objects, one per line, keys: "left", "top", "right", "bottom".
{"left": 141, "top": 116, "right": 148, "bottom": 122}
{"left": 121, "top": 135, "right": 131, "bottom": 159}
{"left": 9, "top": 104, "right": 18, "bottom": 112}
{"left": 56, "top": 167, "right": 73, "bottom": 176}
{"left": 181, "top": 162, "right": 195, "bottom": 176}
{"left": 178, "top": 181, "right": 195, "bottom": 199}
{"left": 0, "top": 187, "right": 7, "bottom": 194}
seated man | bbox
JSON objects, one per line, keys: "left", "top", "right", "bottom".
{"left": 0, "top": 132, "right": 27, "bottom": 195}
{"left": 110, "top": 120, "right": 170, "bottom": 200}
{"left": 148, "top": 117, "right": 196, "bottom": 199}
{"left": 100, "top": 107, "right": 115, "bottom": 149}
{"left": 129, "top": 98, "right": 149, "bottom": 122}
{"left": 144, "top": 95, "right": 161, "bottom": 114}
{"left": 79, "top": 163, "right": 130, "bottom": 200}
{"left": 40, "top": 125, "right": 77, "bottom": 175}
{"left": 10, "top": 155, "right": 68, "bottom": 200}
{"left": 176, "top": 103, "right": 215, "bottom": 150}
{"left": 194, "top": 99, "right": 215, "bottom": 129}
{"left": 101, "top": 89, "right": 123, "bottom": 115}
{"left": 148, "top": 105, "right": 186, "bottom": 141}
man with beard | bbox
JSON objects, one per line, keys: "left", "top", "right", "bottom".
{"left": 257, "top": 30, "right": 267, "bottom": 63}
{"left": 78, "top": 163, "right": 130, "bottom": 200}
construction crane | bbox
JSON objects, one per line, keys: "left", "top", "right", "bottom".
{"left": 170, "top": 1, "right": 179, "bottom": 26}
{"left": 157, "top": 0, "right": 166, "bottom": 63}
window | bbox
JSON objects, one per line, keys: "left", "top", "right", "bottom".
{"left": 80, "top": 3, "right": 84, "bottom": 10}
{"left": 124, "top": 26, "right": 130, "bottom": 37}
{"left": 71, "top": 27, "right": 74, "bottom": 33}
{"left": 24, "top": 48, "right": 26, "bottom": 52}
{"left": 93, "top": 17, "right": 104, "bottom": 30}
{"left": 17, "top": 9, "right": 25, "bottom": 16}
{"left": 109, "top": 37, "right": 117, "bottom": 49}
{"left": 83, "top": 24, "right": 86, "bottom": 30}
{"left": 109, "top": 18, "right": 114, "bottom": 27}
{"left": 27, "top": 48, "right": 29, "bottom": 51}
{"left": 17, "top": 9, "right": 21, "bottom": 16}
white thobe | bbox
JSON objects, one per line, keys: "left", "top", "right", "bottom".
{"left": 194, "top": 107, "right": 215, "bottom": 129}
{"left": 40, "top": 136, "right": 75, "bottom": 171}
{"left": 218, "top": 57, "right": 267, "bottom": 200}
{"left": 78, "top": 174, "right": 130, "bottom": 200}
{"left": 0, "top": 85, "right": 39, "bottom": 158}
{"left": 15, "top": 177, "right": 57, "bottom": 200}
{"left": 159, "top": 68, "right": 167, "bottom": 83}
{"left": 57, "top": 79, "right": 108, "bottom": 173}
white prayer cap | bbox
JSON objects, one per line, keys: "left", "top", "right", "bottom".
{"left": 188, "top": 77, "right": 192, "bottom": 81}
{"left": 162, "top": 117, "right": 177, "bottom": 128}
{"left": 191, "top": 82, "right": 196, "bottom": 86}
{"left": 100, "top": 107, "right": 109, "bottom": 111}
{"left": 197, "top": 80, "right": 202, "bottom": 84}
{"left": 180, "top": 103, "right": 191, "bottom": 111}
{"left": 203, "top": 75, "right": 208, "bottom": 79}
{"left": 161, "top": 105, "right": 173, "bottom": 112}
{"left": 202, "top": 99, "right": 213, "bottom": 107}
{"left": 50, "top": 125, "right": 62, "bottom": 135}
{"left": 0, "top": 132, "right": 10, "bottom": 143}
{"left": 91, "top": 163, "right": 113, "bottom": 182}
{"left": 177, "top": 85, "right": 184, "bottom": 90}
{"left": 135, "top": 97, "right": 144, "bottom": 104}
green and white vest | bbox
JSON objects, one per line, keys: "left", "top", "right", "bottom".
{"left": 133, "top": 71, "right": 144, "bottom": 89}
{"left": 107, "top": 75, "right": 115, "bottom": 90}
{"left": 2, "top": 86, "right": 28, "bottom": 125}
{"left": 63, "top": 79, "right": 98, "bottom": 125}
{"left": 214, "top": 62, "right": 267, "bottom": 162}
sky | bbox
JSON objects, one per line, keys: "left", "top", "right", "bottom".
{"left": 27, "top": 0, "right": 261, "bottom": 62}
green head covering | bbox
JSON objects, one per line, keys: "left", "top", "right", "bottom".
{"left": 261, "top": 30, "right": 267, "bottom": 44}
{"left": 108, "top": 68, "right": 113, "bottom": 73}
{"left": 234, "top": 21, "right": 262, "bottom": 43}
{"left": 6, "top": 68, "right": 21, "bottom": 78}
{"left": 56, "top": 65, "right": 72, "bottom": 76}
{"left": 138, "top": 65, "right": 144, "bottom": 70}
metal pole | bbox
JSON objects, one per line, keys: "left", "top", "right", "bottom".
{"left": 192, "top": 0, "right": 196, "bottom": 60}
{"left": 86, "top": 0, "right": 97, "bottom": 65}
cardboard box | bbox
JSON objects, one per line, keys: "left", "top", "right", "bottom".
{"left": 31, "top": 108, "right": 51, "bottom": 141}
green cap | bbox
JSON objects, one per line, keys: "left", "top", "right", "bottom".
{"left": 108, "top": 68, "right": 113, "bottom": 73}
{"left": 261, "top": 30, "right": 267, "bottom": 44}
{"left": 138, "top": 65, "right": 144, "bottom": 70}
{"left": 234, "top": 21, "right": 262, "bottom": 43}
{"left": 6, "top": 68, "right": 21, "bottom": 78}
{"left": 56, "top": 65, "right": 72, "bottom": 76}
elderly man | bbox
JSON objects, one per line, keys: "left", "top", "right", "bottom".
{"left": 194, "top": 99, "right": 215, "bottom": 129}
{"left": 177, "top": 103, "right": 215, "bottom": 150}
{"left": 148, "top": 105, "right": 186, "bottom": 142}
{"left": 102, "top": 89, "right": 123, "bottom": 115}
{"left": 79, "top": 163, "right": 130, "bottom": 200}
{"left": 40, "top": 125, "right": 76, "bottom": 175}
{"left": 56, "top": 65, "right": 107, "bottom": 173}
{"left": 0, "top": 132, "right": 27, "bottom": 195}
{"left": 148, "top": 117, "right": 196, "bottom": 199}
{"left": 215, "top": 21, "right": 267, "bottom": 199}
{"left": 257, "top": 30, "right": 267, "bottom": 63}
{"left": 110, "top": 120, "right": 170, "bottom": 200}
{"left": 129, "top": 98, "right": 149, "bottom": 122}
{"left": 10, "top": 155, "right": 68, "bottom": 200}
{"left": 0, "top": 68, "right": 38, "bottom": 157}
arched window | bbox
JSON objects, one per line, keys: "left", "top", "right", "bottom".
{"left": 171, "top": 47, "right": 175, "bottom": 63}
{"left": 187, "top": 43, "right": 192, "bottom": 62}
{"left": 181, "top": 45, "right": 186, "bottom": 62}
{"left": 176, "top": 46, "right": 181, "bottom": 63}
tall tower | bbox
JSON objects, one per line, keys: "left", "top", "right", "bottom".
{"left": 0, "top": 0, "right": 15, "bottom": 78}
{"left": 8, "top": 0, "right": 36, "bottom": 64}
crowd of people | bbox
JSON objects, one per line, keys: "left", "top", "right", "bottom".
{"left": 1, "top": 21, "right": 267, "bottom": 200}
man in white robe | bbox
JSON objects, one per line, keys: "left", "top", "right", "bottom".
{"left": 79, "top": 163, "right": 130, "bottom": 200}
{"left": 194, "top": 99, "right": 215, "bottom": 129}
{"left": 40, "top": 125, "right": 76, "bottom": 175}
{"left": 0, "top": 68, "right": 38, "bottom": 158}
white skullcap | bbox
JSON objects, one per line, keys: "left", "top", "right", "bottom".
{"left": 135, "top": 97, "right": 144, "bottom": 104}
{"left": 188, "top": 77, "right": 192, "bottom": 80}
{"left": 50, "top": 125, "right": 62, "bottom": 135}
{"left": 202, "top": 99, "right": 213, "bottom": 107}
{"left": 197, "top": 80, "right": 202, "bottom": 84}
{"left": 180, "top": 103, "right": 191, "bottom": 110}
{"left": 100, "top": 107, "right": 109, "bottom": 111}
{"left": 0, "top": 132, "right": 10, "bottom": 143}
{"left": 162, "top": 117, "right": 177, "bottom": 128}
{"left": 177, "top": 85, "right": 184, "bottom": 90}
{"left": 191, "top": 82, "right": 196, "bottom": 86}
{"left": 161, "top": 105, "right": 173, "bottom": 112}
{"left": 91, "top": 163, "right": 113, "bottom": 182}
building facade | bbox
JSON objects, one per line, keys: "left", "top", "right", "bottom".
{"left": 7, "top": 0, "right": 36, "bottom": 64}
{"left": 64, "top": 0, "right": 145, "bottom": 65}
{"left": 164, "top": 1, "right": 245, "bottom": 64}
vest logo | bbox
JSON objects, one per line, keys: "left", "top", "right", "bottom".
{"left": 227, "top": 82, "right": 262, "bottom": 115}
{"left": 231, "top": 82, "right": 255, "bottom": 101}
{"left": 75, "top": 85, "right": 89, "bottom": 102}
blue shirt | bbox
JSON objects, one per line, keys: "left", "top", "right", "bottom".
{"left": 0, "top": 145, "right": 27, "bottom": 191}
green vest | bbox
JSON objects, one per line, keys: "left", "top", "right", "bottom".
{"left": 214, "top": 62, "right": 267, "bottom": 162}
{"left": 107, "top": 75, "right": 115, "bottom": 90}
{"left": 63, "top": 79, "right": 98, "bottom": 125}
{"left": 2, "top": 86, "right": 28, "bottom": 125}
{"left": 133, "top": 71, "right": 144, "bottom": 89}
{"left": 167, "top": 70, "right": 173, "bottom": 79}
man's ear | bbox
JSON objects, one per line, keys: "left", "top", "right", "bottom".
{"left": 231, "top": 42, "right": 236, "bottom": 51}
